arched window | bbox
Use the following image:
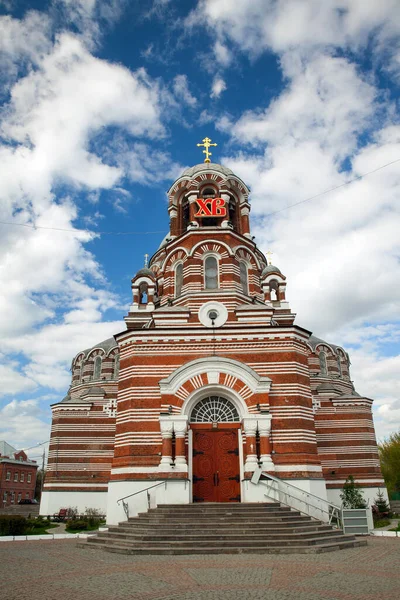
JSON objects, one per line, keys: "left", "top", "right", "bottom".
{"left": 239, "top": 261, "right": 248, "bottom": 295}
{"left": 202, "top": 187, "right": 216, "bottom": 198}
{"left": 175, "top": 263, "right": 183, "bottom": 297}
{"left": 190, "top": 396, "right": 240, "bottom": 423}
{"left": 205, "top": 255, "right": 218, "bottom": 289}
{"left": 337, "top": 354, "right": 342, "bottom": 377}
{"left": 319, "top": 351, "right": 327, "bottom": 376}
{"left": 79, "top": 362, "right": 84, "bottom": 383}
{"left": 139, "top": 282, "right": 148, "bottom": 304}
{"left": 269, "top": 279, "right": 278, "bottom": 301}
{"left": 93, "top": 356, "right": 102, "bottom": 380}
{"left": 113, "top": 355, "right": 120, "bottom": 379}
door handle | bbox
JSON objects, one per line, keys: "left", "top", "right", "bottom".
{"left": 216, "top": 471, "right": 219, "bottom": 486}
{"left": 213, "top": 472, "right": 217, "bottom": 486}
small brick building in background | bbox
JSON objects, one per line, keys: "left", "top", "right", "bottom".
{"left": 40, "top": 162, "right": 387, "bottom": 524}
{"left": 0, "top": 441, "right": 38, "bottom": 506}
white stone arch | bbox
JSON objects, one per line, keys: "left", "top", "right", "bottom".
{"left": 189, "top": 239, "right": 233, "bottom": 259}
{"left": 233, "top": 245, "right": 262, "bottom": 269}
{"left": 161, "top": 246, "right": 189, "bottom": 271}
{"left": 159, "top": 356, "right": 271, "bottom": 398}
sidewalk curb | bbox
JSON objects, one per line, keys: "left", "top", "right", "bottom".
{"left": 0, "top": 533, "right": 96, "bottom": 542}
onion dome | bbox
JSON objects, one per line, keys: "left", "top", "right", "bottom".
{"left": 181, "top": 163, "right": 234, "bottom": 178}
{"left": 135, "top": 267, "right": 155, "bottom": 279}
{"left": 261, "top": 264, "right": 281, "bottom": 277}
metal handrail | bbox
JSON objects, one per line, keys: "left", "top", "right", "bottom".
{"left": 117, "top": 482, "right": 166, "bottom": 505}
{"left": 117, "top": 482, "right": 167, "bottom": 519}
{"left": 252, "top": 468, "right": 342, "bottom": 528}
{"left": 117, "top": 479, "right": 189, "bottom": 519}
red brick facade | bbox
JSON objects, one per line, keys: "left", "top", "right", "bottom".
{"left": 0, "top": 448, "right": 38, "bottom": 506}
{"left": 42, "top": 163, "right": 384, "bottom": 517}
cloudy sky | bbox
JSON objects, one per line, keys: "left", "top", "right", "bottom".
{"left": 0, "top": 0, "right": 399, "bottom": 459}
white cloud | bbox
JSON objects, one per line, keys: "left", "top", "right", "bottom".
{"left": 172, "top": 74, "right": 197, "bottom": 107}
{"left": 210, "top": 75, "right": 226, "bottom": 99}
{"left": 0, "top": 18, "right": 167, "bottom": 411}
{"left": 0, "top": 11, "right": 51, "bottom": 67}
{"left": 0, "top": 365, "right": 37, "bottom": 397}
{"left": 213, "top": 40, "right": 232, "bottom": 67}
{"left": 0, "top": 399, "right": 51, "bottom": 451}
{"left": 189, "top": 0, "right": 400, "bottom": 75}
{"left": 202, "top": 7, "right": 400, "bottom": 438}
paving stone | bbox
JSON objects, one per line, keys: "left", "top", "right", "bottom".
{"left": 0, "top": 537, "right": 399, "bottom": 600}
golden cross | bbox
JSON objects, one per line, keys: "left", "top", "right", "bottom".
{"left": 266, "top": 250, "right": 273, "bottom": 265}
{"left": 197, "top": 137, "right": 217, "bottom": 163}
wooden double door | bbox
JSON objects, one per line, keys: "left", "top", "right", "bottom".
{"left": 192, "top": 426, "right": 241, "bottom": 503}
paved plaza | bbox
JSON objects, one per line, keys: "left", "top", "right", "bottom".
{"left": 1, "top": 537, "right": 399, "bottom": 600}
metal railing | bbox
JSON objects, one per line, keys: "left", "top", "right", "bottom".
{"left": 251, "top": 468, "right": 342, "bottom": 528}
{"left": 116, "top": 480, "right": 189, "bottom": 519}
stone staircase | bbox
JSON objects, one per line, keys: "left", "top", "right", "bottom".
{"left": 79, "top": 503, "right": 367, "bottom": 555}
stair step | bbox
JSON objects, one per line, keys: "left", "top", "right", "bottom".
{"left": 97, "top": 530, "right": 342, "bottom": 542}
{"left": 110, "top": 524, "right": 334, "bottom": 534}
{"left": 79, "top": 538, "right": 366, "bottom": 555}
{"left": 78, "top": 501, "right": 367, "bottom": 556}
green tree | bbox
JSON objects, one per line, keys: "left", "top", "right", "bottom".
{"left": 35, "top": 469, "right": 45, "bottom": 500}
{"left": 373, "top": 489, "right": 391, "bottom": 516}
{"left": 379, "top": 431, "right": 400, "bottom": 497}
{"left": 340, "top": 475, "right": 367, "bottom": 509}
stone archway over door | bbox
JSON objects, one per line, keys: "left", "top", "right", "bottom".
{"left": 192, "top": 425, "right": 241, "bottom": 502}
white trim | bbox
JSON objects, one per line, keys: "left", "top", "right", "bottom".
{"left": 43, "top": 483, "right": 107, "bottom": 488}
{"left": 274, "top": 465, "right": 323, "bottom": 473}
{"left": 159, "top": 356, "right": 272, "bottom": 397}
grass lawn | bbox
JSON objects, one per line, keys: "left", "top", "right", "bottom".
{"left": 373, "top": 519, "right": 391, "bottom": 528}
{"left": 26, "top": 523, "right": 59, "bottom": 535}
{"left": 65, "top": 524, "right": 102, "bottom": 534}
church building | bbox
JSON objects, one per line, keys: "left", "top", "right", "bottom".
{"left": 40, "top": 144, "right": 385, "bottom": 524}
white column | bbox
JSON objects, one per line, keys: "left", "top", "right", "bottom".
{"left": 243, "top": 416, "right": 258, "bottom": 472}
{"left": 159, "top": 416, "right": 174, "bottom": 469}
{"left": 257, "top": 414, "right": 274, "bottom": 471}
{"left": 173, "top": 416, "right": 188, "bottom": 466}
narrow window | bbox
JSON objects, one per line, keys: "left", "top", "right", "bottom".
{"left": 175, "top": 263, "right": 183, "bottom": 297}
{"left": 240, "top": 262, "right": 248, "bottom": 295}
{"left": 27, "top": 473, "right": 31, "bottom": 483}
{"left": 337, "top": 355, "right": 342, "bottom": 377}
{"left": 270, "top": 280, "right": 278, "bottom": 301}
{"left": 319, "top": 351, "right": 328, "bottom": 376}
{"left": 3, "top": 491, "right": 7, "bottom": 502}
{"left": 11, "top": 492, "right": 15, "bottom": 503}
{"left": 26, "top": 492, "right": 30, "bottom": 499}
{"left": 20, "top": 473, "right": 24, "bottom": 482}
{"left": 6, "top": 471, "right": 10, "bottom": 481}
{"left": 93, "top": 356, "right": 102, "bottom": 380}
{"left": 139, "top": 282, "right": 148, "bottom": 304}
{"left": 17, "top": 493, "right": 22, "bottom": 503}
{"left": 14, "top": 472, "right": 18, "bottom": 482}
{"left": 205, "top": 256, "right": 218, "bottom": 289}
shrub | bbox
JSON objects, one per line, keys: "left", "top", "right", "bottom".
{"left": 0, "top": 515, "right": 27, "bottom": 536}
{"left": 83, "top": 507, "right": 104, "bottom": 527}
{"left": 373, "top": 489, "right": 392, "bottom": 519}
{"left": 66, "top": 519, "right": 89, "bottom": 531}
{"left": 66, "top": 506, "right": 78, "bottom": 519}
{"left": 340, "top": 475, "right": 367, "bottom": 509}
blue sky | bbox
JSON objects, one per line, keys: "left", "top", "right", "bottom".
{"left": 0, "top": 0, "right": 399, "bottom": 460}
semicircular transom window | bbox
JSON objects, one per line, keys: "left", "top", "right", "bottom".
{"left": 190, "top": 396, "right": 240, "bottom": 423}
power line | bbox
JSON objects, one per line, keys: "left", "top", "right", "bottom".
{"left": 0, "top": 156, "right": 399, "bottom": 235}
{"left": 264, "top": 157, "right": 400, "bottom": 218}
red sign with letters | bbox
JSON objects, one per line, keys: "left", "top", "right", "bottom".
{"left": 195, "top": 198, "right": 227, "bottom": 218}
